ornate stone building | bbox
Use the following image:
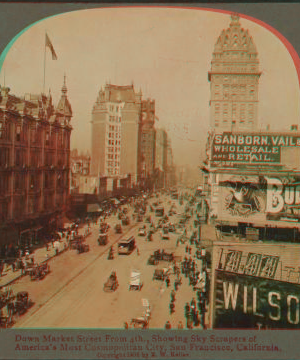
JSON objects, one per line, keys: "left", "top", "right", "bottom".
{"left": 208, "top": 14, "right": 261, "bottom": 132}
{"left": 0, "top": 79, "right": 72, "bottom": 247}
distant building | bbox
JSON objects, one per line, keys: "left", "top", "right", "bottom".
{"left": 0, "top": 78, "right": 72, "bottom": 247}
{"left": 166, "top": 139, "right": 176, "bottom": 188}
{"left": 208, "top": 14, "right": 261, "bottom": 132}
{"left": 155, "top": 128, "right": 168, "bottom": 188}
{"left": 140, "top": 99, "right": 156, "bottom": 181}
{"left": 70, "top": 149, "right": 91, "bottom": 193}
{"left": 91, "top": 83, "right": 142, "bottom": 184}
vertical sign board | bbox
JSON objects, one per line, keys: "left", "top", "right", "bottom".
{"left": 214, "top": 248, "right": 300, "bottom": 329}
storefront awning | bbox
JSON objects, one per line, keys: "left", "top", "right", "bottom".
{"left": 87, "top": 204, "right": 102, "bottom": 213}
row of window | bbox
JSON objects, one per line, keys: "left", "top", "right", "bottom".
{"left": 108, "top": 132, "right": 121, "bottom": 139}
{"left": 109, "top": 125, "right": 121, "bottom": 132}
{"left": 108, "top": 140, "right": 121, "bottom": 146}
{"left": 107, "top": 147, "right": 120, "bottom": 153}
{"left": 109, "top": 116, "right": 121, "bottom": 122}
{"left": 107, "top": 169, "right": 119, "bottom": 176}
{"left": 212, "top": 75, "right": 257, "bottom": 84}
{"left": 0, "top": 173, "right": 68, "bottom": 194}
{"left": 0, "top": 121, "right": 70, "bottom": 147}
{"left": 107, "top": 154, "right": 119, "bottom": 160}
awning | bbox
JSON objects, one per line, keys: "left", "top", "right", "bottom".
{"left": 87, "top": 204, "right": 102, "bottom": 213}
{"left": 111, "top": 198, "right": 120, "bottom": 205}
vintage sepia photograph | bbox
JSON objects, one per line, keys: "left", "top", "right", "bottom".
{"left": 0, "top": 2, "right": 300, "bottom": 357}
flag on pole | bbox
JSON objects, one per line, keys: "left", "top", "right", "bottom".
{"left": 45, "top": 33, "right": 57, "bottom": 60}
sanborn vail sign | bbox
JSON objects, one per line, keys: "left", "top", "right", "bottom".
{"left": 211, "top": 133, "right": 300, "bottom": 164}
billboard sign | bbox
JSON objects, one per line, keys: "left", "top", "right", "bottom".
{"left": 218, "top": 175, "right": 300, "bottom": 223}
{"left": 211, "top": 132, "right": 300, "bottom": 166}
{"left": 214, "top": 247, "right": 300, "bottom": 329}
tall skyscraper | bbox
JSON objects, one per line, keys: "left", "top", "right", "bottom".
{"left": 208, "top": 14, "right": 261, "bottom": 132}
{"left": 140, "top": 98, "right": 156, "bottom": 178}
{"left": 91, "top": 84, "right": 142, "bottom": 183}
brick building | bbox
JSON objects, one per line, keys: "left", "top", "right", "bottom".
{"left": 0, "top": 79, "right": 72, "bottom": 247}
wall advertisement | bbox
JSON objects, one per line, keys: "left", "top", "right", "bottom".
{"left": 214, "top": 270, "right": 300, "bottom": 329}
{"left": 211, "top": 132, "right": 300, "bottom": 165}
{"left": 214, "top": 247, "right": 300, "bottom": 329}
{"left": 217, "top": 174, "right": 300, "bottom": 223}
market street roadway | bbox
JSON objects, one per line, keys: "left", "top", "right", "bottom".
{"left": 13, "top": 194, "right": 199, "bottom": 329}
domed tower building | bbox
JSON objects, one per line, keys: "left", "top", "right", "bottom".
{"left": 208, "top": 14, "right": 261, "bottom": 132}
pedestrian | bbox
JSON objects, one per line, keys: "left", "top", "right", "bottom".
{"left": 165, "top": 277, "right": 170, "bottom": 288}
{"left": 165, "top": 321, "right": 172, "bottom": 330}
{"left": 169, "top": 301, "right": 175, "bottom": 314}
{"left": 124, "top": 322, "right": 129, "bottom": 329}
{"left": 171, "top": 290, "right": 176, "bottom": 302}
{"left": 178, "top": 321, "right": 184, "bottom": 329}
{"left": 136, "top": 247, "right": 140, "bottom": 256}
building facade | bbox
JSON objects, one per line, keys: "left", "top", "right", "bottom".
{"left": 140, "top": 98, "right": 156, "bottom": 182}
{"left": 0, "top": 80, "right": 72, "bottom": 247}
{"left": 155, "top": 128, "right": 168, "bottom": 188}
{"left": 208, "top": 14, "right": 261, "bottom": 132}
{"left": 91, "top": 84, "right": 142, "bottom": 183}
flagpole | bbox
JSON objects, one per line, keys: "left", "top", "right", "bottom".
{"left": 43, "top": 32, "right": 47, "bottom": 94}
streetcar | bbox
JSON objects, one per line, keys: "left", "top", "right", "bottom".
{"left": 118, "top": 236, "right": 136, "bottom": 255}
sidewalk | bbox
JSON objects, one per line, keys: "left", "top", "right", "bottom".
{"left": 0, "top": 224, "right": 90, "bottom": 289}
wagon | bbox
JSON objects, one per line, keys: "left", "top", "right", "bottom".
{"left": 30, "top": 262, "right": 50, "bottom": 281}
{"left": 138, "top": 227, "right": 146, "bottom": 236}
{"left": 69, "top": 235, "right": 85, "bottom": 250}
{"left": 147, "top": 255, "right": 159, "bottom": 265}
{"left": 153, "top": 268, "right": 169, "bottom": 281}
{"left": 98, "top": 233, "right": 108, "bottom": 245}
{"left": 13, "top": 291, "right": 31, "bottom": 316}
{"left": 129, "top": 270, "right": 143, "bottom": 291}
{"left": 130, "top": 316, "right": 149, "bottom": 329}
{"left": 103, "top": 271, "right": 119, "bottom": 292}
{"left": 122, "top": 217, "right": 130, "bottom": 226}
{"left": 77, "top": 243, "right": 90, "bottom": 254}
{"left": 115, "top": 224, "right": 123, "bottom": 234}
{"left": 161, "top": 230, "right": 170, "bottom": 240}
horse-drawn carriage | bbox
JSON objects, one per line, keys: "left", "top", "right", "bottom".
{"left": 122, "top": 216, "right": 130, "bottom": 226}
{"left": 29, "top": 262, "right": 50, "bottom": 281}
{"left": 98, "top": 233, "right": 108, "bottom": 245}
{"left": 161, "top": 229, "right": 170, "bottom": 240}
{"left": 153, "top": 268, "right": 170, "bottom": 281}
{"left": 100, "top": 222, "right": 110, "bottom": 233}
{"left": 69, "top": 235, "right": 85, "bottom": 250}
{"left": 103, "top": 271, "right": 119, "bottom": 292}
{"left": 77, "top": 243, "right": 90, "bottom": 254}
{"left": 1, "top": 290, "right": 33, "bottom": 327}
{"left": 147, "top": 255, "right": 159, "bottom": 265}
{"left": 115, "top": 224, "right": 122, "bottom": 234}
{"left": 130, "top": 316, "right": 149, "bottom": 329}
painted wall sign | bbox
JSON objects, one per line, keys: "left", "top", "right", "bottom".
{"left": 214, "top": 270, "right": 300, "bottom": 329}
{"left": 211, "top": 132, "right": 300, "bottom": 164}
{"left": 218, "top": 175, "right": 300, "bottom": 223}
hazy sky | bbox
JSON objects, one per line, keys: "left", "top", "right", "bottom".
{"left": 1, "top": 7, "right": 299, "bottom": 167}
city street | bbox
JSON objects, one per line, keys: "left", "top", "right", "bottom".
{"left": 10, "top": 193, "right": 207, "bottom": 329}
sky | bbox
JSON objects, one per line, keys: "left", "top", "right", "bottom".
{"left": 1, "top": 7, "right": 299, "bottom": 168}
